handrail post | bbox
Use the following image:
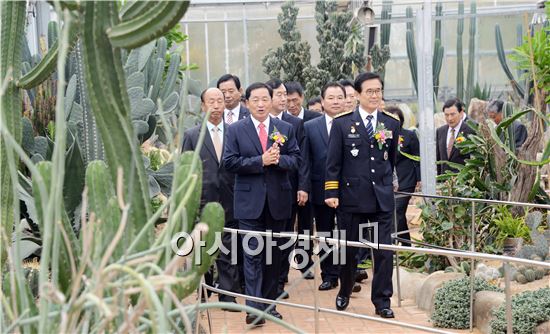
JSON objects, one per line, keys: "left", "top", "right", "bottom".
{"left": 469, "top": 201, "right": 476, "bottom": 332}
{"left": 504, "top": 261, "right": 513, "bottom": 334}
{"left": 393, "top": 198, "right": 402, "bottom": 307}
{"left": 313, "top": 229, "right": 320, "bottom": 334}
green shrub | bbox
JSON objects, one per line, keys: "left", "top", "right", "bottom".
{"left": 431, "top": 277, "right": 502, "bottom": 329}
{"left": 491, "top": 288, "right": 550, "bottom": 334}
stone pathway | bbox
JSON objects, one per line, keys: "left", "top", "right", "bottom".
{"left": 201, "top": 267, "right": 481, "bottom": 333}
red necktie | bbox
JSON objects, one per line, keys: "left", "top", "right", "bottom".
{"left": 258, "top": 123, "right": 267, "bottom": 152}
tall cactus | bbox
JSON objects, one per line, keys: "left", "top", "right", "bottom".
{"left": 1, "top": 1, "right": 26, "bottom": 264}
{"left": 495, "top": 24, "right": 525, "bottom": 99}
{"left": 465, "top": 2, "right": 477, "bottom": 103}
{"left": 456, "top": 2, "right": 464, "bottom": 100}
{"left": 380, "top": 0, "right": 392, "bottom": 47}
{"left": 405, "top": 4, "right": 444, "bottom": 99}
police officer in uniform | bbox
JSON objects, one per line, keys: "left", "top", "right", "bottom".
{"left": 324, "top": 72, "right": 399, "bottom": 318}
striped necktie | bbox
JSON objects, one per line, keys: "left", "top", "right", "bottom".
{"left": 366, "top": 115, "right": 374, "bottom": 141}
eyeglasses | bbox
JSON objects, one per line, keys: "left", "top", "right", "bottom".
{"left": 364, "top": 89, "right": 383, "bottom": 96}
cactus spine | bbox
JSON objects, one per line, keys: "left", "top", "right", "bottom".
{"left": 456, "top": 2, "right": 464, "bottom": 100}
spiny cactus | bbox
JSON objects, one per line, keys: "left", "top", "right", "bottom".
{"left": 516, "top": 211, "right": 549, "bottom": 260}
{"left": 405, "top": 4, "right": 444, "bottom": 99}
{"left": 380, "top": 0, "right": 392, "bottom": 48}
{"left": 465, "top": 2, "right": 477, "bottom": 103}
{"left": 495, "top": 24, "right": 525, "bottom": 99}
{"left": 456, "top": 2, "right": 464, "bottom": 100}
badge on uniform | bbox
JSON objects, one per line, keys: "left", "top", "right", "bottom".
{"left": 384, "top": 151, "right": 388, "bottom": 160}
{"left": 348, "top": 125, "right": 360, "bottom": 138}
{"left": 351, "top": 148, "right": 359, "bottom": 157}
{"left": 351, "top": 125, "right": 356, "bottom": 134}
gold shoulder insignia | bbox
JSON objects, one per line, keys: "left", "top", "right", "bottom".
{"left": 335, "top": 110, "right": 353, "bottom": 118}
{"left": 383, "top": 110, "right": 400, "bottom": 121}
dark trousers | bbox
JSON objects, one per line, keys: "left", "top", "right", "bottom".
{"left": 337, "top": 211, "right": 394, "bottom": 310}
{"left": 278, "top": 204, "right": 296, "bottom": 289}
{"left": 295, "top": 202, "right": 313, "bottom": 272}
{"left": 395, "top": 187, "right": 414, "bottom": 246}
{"left": 240, "top": 204, "right": 284, "bottom": 311}
{"left": 216, "top": 218, "right": 241, "bottom": 302}
{"left": 312, "top": 203, "right": 339, "bottom": 283}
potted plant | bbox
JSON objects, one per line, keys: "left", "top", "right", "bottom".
{"left": 493, "top": 206, "right": 531, "bottom": 255}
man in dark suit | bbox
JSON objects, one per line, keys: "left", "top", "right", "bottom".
{"left": 223, "top": 82, "right": 300, "bottom": 325}
{"left": 286, "top": 81, "right": 323, "bottom": 122}
{"left": 304, "top": 82, "right": 346, "bottom": 291}
{"left": 436, "top": 98, "right": 476, "bottom": 175}
{"left": 182, "top": 88, "right": 240, "bottom": 308}
{"left": 265, "top": 78, "right": 313, "bottom": 297}
{"left": 285, "top": 81, "right": 321, "bottom": 278}
{"left": 486, "top": 99, "right": 527, "bottom": 151}
{"left": 386, "top": 106, "right": 421, "bottom": 246}
{"left": 341, "top": 79, "right": 369, "bottom": 284}
{"left": 325, "top": 72, "right": 400, "bottom": 318}
{"left": 217, "top": 74, "right": 250, "bottom": 124}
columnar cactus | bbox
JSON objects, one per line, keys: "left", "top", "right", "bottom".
{"left": 456, "top": 2, "right": 464, "bottom": 100}
{"left": 465, "top": 2, "right": 477, "bottom": 103}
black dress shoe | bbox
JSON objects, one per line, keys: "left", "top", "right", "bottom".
{"left": 220, "top": 300, "right": 241, "bottom": 312}
{"left": 245, "top": 314, "right": 266, "bottom": 326}
{"left": 302, "top": 271, "right": 314, "bottom": 280}
{"left": 352, "top": 283, "right": 362, "bottom": 293}
{"left": 335, "top": 295, "right": 350, "bottom": 311}
{"left": 268, "top": 309, "right": 283, "bottom": 320}
{"left": 277, "top": 289, "right": 289, "bottom": 299}
{"left": 375, "top": 308, "right": 395, "bottom": 318}
{"left": 318, "top": 281, "right": 338, "bottom": 291}
{"left": 355, "top": 269, "right": 368, "bottom": 283}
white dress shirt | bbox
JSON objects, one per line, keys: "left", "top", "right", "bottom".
{"left": 325, "top": 114, "right": 334, "bottom": 136}
{"left": 224, "top": 104, "right": 241, "bottom": 123}
{"left": 358, "top": 107, "right": 378, "bottom": 130}
{"left": 296, "top": 108, "right": 305, "bottom": 120}
{"left": 446, "top": 114, "right": 465, "bottom": 147}
{"left": 250, "top": 115, "right": 271, "bottom": 136}
{"left": 206, "top": 121, "right": 224, "bottom": 144}
{"left": 271, "top": 112, "right": 284, "bottom": 121}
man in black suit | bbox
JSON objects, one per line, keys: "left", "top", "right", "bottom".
{"left": 386, "top": 106, "right": 421, "bottom": 246}
{"left": 286, "top": 81, "right": 323, "bottom": 122}
{"left": 182, "top": 88, "right": 240, "bottom": 308}
{"left": 325, "top": 72, "right": 400, "bottom": 318}
{"left": 217, "top": 74, "right": 250, "bottom": 124}
{"left": 223, "top": 82, "right": 300, "bottom": 324}
{"left": 304, "top": 82, "right": 346, "bottom": 291}
{"left": 486, "top": 99, "right": 527, "bottom": 151}
{"left": 285, "top": 81, "right": 322, "bottom": 280}
{"left": 436, "top": 98, "right": 476, "bottom": 175}
{"left": 265, "top": 79, "right": 313, "bottom": 298}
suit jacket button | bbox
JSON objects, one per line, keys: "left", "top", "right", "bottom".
{"left": 346, "top": 182, "right": 350, "bottom": 186}
{"left": 371, "top": 169, "right": 375, "bottom": 173}
{"left": 370, "top": 157, "right": 374, "bottom": 161}
{"left": 370, "top": 144, "right": 374, "bottom": 148}
{"left": 372, "top": 181, "right": 375, "bottom": 185}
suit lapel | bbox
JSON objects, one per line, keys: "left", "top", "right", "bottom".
{"left": 438, "top": 125, "right": 449, "bottom": 160}
{"left": 268, "top": 117, "right": 276, "bottom": 148}
{"left": 202, "top": 128, "right": 219, "bottom": 164}
{"left": 244, "top": 117, "right": 263, "bottom": 154}
{"left": 319, "top": 115, "right": 329, "bottom": 146}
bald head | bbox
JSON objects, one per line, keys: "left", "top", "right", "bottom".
{"left": 201, "top": 88, "right": 224, "bottom": 125}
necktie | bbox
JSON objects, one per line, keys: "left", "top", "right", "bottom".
{"left": 366, "top": 115, "right": 374, "bottom": 141}
{"left": 226, "top": 111, "right": 233, "bottom": 124}
{"left": 258, "top": 123, "right": 267, "bottom": 152}
{"left": 447, "top": 128, "right": 455, "bottom": 158}
{"left": 211, "top": 126, "right": 222, "bottom": 161}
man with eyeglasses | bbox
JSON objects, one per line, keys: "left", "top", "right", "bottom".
{"left": 324, "top": 72, "right": 400, "bottom": 318}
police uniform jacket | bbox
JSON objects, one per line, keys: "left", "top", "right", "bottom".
{"left": 324, "top": 108, "right": 400, "bottom": 213}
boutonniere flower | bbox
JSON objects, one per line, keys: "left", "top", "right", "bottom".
{"left": 398, "top": 135, "right": 404, "bottom": 151}
{"left": 455, "top": 132, "right": 466, "bottom": 144}
{"left": 373, "top": 123, "right": 393, "bottom": 150}
{"left": 269, "top": 126, "right": 287, "bottom": 146}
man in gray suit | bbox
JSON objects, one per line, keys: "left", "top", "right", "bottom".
{"left": 182, "top": 88, "right": 240, "bottom": 310}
